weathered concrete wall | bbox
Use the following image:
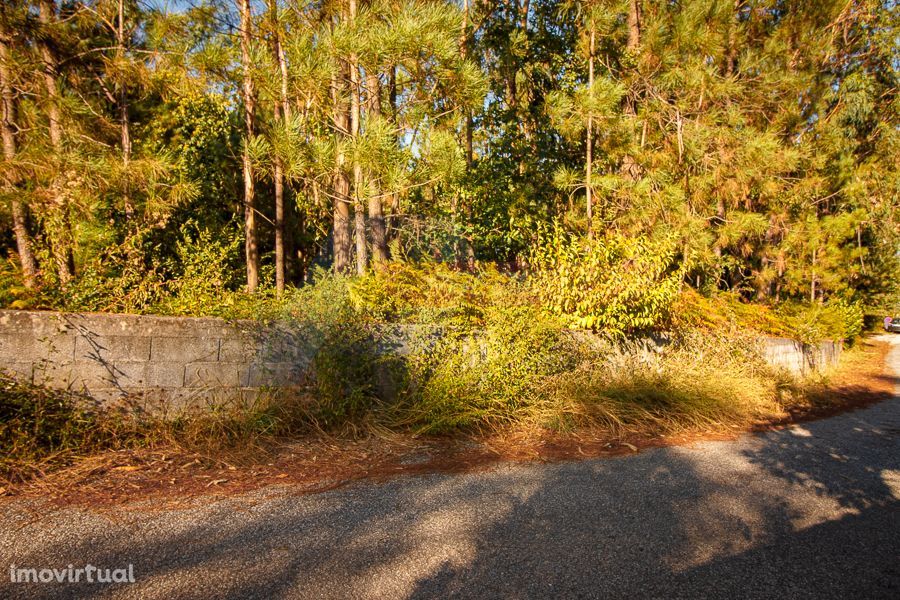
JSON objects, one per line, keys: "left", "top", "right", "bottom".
{"left": 761, "top": 336, "right": 842, "bottom": 375}
{"left": 0, "top": 310, "right": 311, "bottom": 409}
{"left": 0, "top": 310, "right": 841, "bottom": 410}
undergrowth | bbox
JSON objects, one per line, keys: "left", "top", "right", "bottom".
{"left": 0, "top": 305, "right": 810, "bottom": 487}
{"left": 0, "top": 260, "right": 868, "bottom": 488}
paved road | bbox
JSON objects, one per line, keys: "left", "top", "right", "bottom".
{"left": 2, "top": 340, "right": 899, "bottom": 599}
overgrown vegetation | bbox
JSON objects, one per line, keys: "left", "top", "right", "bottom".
{"left": 0, "top": 1, "right": 895, "bottom": 489}
{"left": 0, "top": 260, "right": 879, "bottom": 488}
{"left": 0, "top": 314, "right": 795, "bottom": 486}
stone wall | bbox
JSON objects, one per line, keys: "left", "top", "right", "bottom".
{"left": 761, "top": 336, "right": 842, "bottom": 375}
{"left": 0, "top": 310, "right": 309, "bottom": 409}
{"left": 0, "top": 310, "right": 842, "bottom": 410}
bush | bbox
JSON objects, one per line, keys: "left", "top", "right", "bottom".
{"left": 776, "top": 300, "right": 863, "bottom": 344}
{"left": 401, "top": 305, "right": 575, "bottom": 432}
{"left": 529, "top": 227, "right": 684, "bottom": 334}
{"left": 347, "top": 261, "right": 522, "bottom": 327}
{"left": 156, "top": 222, "right": 245, "bottom": 316}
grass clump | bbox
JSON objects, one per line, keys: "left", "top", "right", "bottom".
{"left": 0, "top": 374, "right": 318, "bottom": 487}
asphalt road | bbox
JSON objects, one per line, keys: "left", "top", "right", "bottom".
{"left": 2, "top": 339, "right": 899, "bottom": 599}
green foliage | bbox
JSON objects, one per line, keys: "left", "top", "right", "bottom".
{"left": 403, "top": 305, "right": 574, "bottom": 432}
{"left": 55, "top": 229, "right": 168, "bottom": 314}
{"left": 529, "top": 227, "right": 684, "bottom": 333}
{"left": 157, "top": 222, "right": 244, "bottom": 317}
{"left": 776, "top": 299, "right": 866, "bottom": 345}
{"left": 347, "top": 262, "right": 523, "bottom": 327}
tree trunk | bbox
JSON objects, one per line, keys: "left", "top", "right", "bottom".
{"left": 366, "top": 71, "right": 389, "bottom": 267}
{"left": 626, "top": 0, "right": 640, "bottom": 51}
{"left": 238, "top": 0, "right": 259, "bottom": 292}
{"left": 462, "top": 0, "right": 473, "bottom": 168}
{"left": 585, "top": 20, "right": 595, "bottom": 239}
{"left": 0, "top": 25, "right": 37, "bottom": 288}
{"left": 349, "top": 0, "right": 367, "bottom": 275}
{"left": 621, "top": 0, "right": 641, "bottom": 179}
{"left": 810, "top": 245, "right": 817, "bottom": 303}
{"left": 457, "top": 0, "right": 474, "bottom": 269}
{"left": 724, "top": 0, "right": 740, "bottom": 77}
{"left": 331, "top": 68, "right": 351, "bottom": 274}
{"left": 117, "top": 0, "right": 133, "bottom": 220}
{"left": 269, "top": 0, "right": 290, "bottom": 296}
{"left": 385, "top": 66, "right": 400, "bottom": 243}
{"left": 38, "top": 1, "right": 74, "bottom": 284}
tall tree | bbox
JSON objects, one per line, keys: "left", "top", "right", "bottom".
{"left": 348, "top": 0, "right": 367, "bottom": 274}
{"left": 0, "top": 8, "right": 37, "bottom": 287}
{"left": 37, "top": 0, "right": 74, "bottom": 284}
{"left": 116, "top": 0, "right": 133, "bottom": 220}
{"left": 268, "top": 0, "right": 289, "bottom": 295}
{"left": 365, "top": 69, "right": 389, "bottom": 267}
{"left": 331, "top": 5, "right": 352, "bottom": 274}
{"left": 238, "top": 0, "right": 259, "bottom": 291}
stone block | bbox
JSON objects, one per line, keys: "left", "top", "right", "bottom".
{"left": 217, "top": 336, "right": 257, "bottom": 362}
{"left": 141, "top": 362, "right": 187, "bottom": 388}
{"left": 184, "top": 362, "right": 246, "bottom": 388}
{"left": 151, "top": 336, "right": 219, "bottom": 363}
{"left": 74, "top": 334, "right": 151, "bottom": 362}
{"left": 0, "top": 333, "right": 76, "bottom": 362}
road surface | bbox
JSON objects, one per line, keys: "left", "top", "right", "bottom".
{"left": 2, "top": 338, "right": 899, "bottom": 599}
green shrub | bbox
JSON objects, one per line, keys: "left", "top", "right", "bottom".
{"left": 776, "top": 300, "right": 863, "bottom": 344}
{"left": 156, "top": 222, "right": 245, "bottom": 316}
{"left": 402, "top": 305, "right": 575, "bottom": 432}
{"left": 529, "top": 227, "right": 684, "bottom": 334}
{"left": 347, "top": 261, "right": 520, "bottom": 327}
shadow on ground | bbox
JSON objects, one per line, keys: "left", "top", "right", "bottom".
{"left": 3, "top": 396, "right": 899, "bottom": 599}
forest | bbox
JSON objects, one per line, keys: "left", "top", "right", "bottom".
{"left": 0, "top": 0, "right": 897, "bottom": 334}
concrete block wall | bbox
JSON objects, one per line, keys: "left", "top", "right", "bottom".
{"left": 761, "top": 336, "right": 842, "bottom": 375}
{"left": 0, "top": 310, "right": 311, "bottom": 409}
{"left": 0, "top": 310, "right": 842, "bottom": 411}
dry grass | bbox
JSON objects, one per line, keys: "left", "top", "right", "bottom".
{"left": 0, "top": 337, "right": 892, "bottom": 505}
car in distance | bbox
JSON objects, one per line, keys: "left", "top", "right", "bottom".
{"left": 885, "top": 317, "right": 900, "bottom": 333}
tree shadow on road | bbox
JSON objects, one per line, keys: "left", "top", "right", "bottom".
{"left": 4, "top": 400, "right": 899, "bottom": 599}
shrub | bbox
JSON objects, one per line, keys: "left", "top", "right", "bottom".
{"left": 156, "top": 222, "right": 245, "bottom": 316}
{"left": 401, "top": 305, "right": 576, "bottom": 432}
{"left": 529, "top": 226, "right": 684, "bottom": 334}
{"left": 347, "top": 261, "right": 521, "bottom": 327}
{"left": 776, "top": 300, "right": 863, "bottom": 344}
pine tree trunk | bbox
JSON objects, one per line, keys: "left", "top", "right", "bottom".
{"left": 366, "top": 71, "right": 388, "bottom": 267}
{"left": 621, "top": 0, "right": 641, "bottom": 179}
{"left": 349, "top": 0, "right": 367, "bottom": 275}
{"left": 724, "top": 0, "right": 740, "bottom": 77}
{"left": 385, "top": 66, "right": 400, "bottom": 244}
{"left": 457, "top": 0, "right": 474, "bottom": 269}
{"left": 38, "top": 0, "right": 74, "bottom": 285}
{"left": 269, "top": 0, "right": 290, "bottom": 296}
{"left": 117, "top": 0, "right": 133, "bottom": 221}
{"left": 0, "top": 26, "right": 37, "bottom": 288}
{"left": 514, "top": 0, "right": 528, "bottom": 176}
{"left": 627, "top": 0, "right": 640, "bottom": 51}
{"left": 238, "top": 0, "right": 259, "bottom": 292}
{"left": 810, "top": 245, "right": 817, "bottom": 303}
{"left": 331, "top": 68, "right": 352, "bottom": 274}
{"left": 585, "top": 20, "right": 595, "bottom": 239}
